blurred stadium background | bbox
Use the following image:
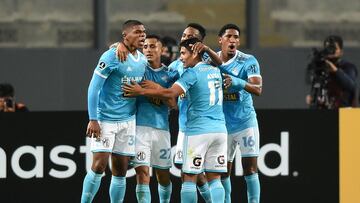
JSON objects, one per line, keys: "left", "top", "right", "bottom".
{"left": 0, "top": 0, "right": 359, "bottom": 203}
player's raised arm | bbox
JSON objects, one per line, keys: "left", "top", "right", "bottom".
{"left": 122, "top": 80, "right": 183, "bottom": 105}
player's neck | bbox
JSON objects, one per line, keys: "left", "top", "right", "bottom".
{"left": 220, "top": 52, "right": 234, "bottom": 63}
{"left": 123, "top": 41, "right": 138, "bottom": 55}
{"left": 149, "top": 61, "right": 162, "bottom": 69}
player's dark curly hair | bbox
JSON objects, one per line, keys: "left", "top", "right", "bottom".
{"left": 218, "top": 23, "right": 241, "bottom": 37}
{"left": 187, "top": 23, "right": 206, "bottom": 40}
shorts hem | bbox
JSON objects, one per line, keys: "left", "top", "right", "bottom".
{"left": 91, "top": 150, "right": 111, "bottom": 153}
{"left": 182, "top": 170, "right": 204, "bottom": 175}
{"left": 112, "top": 151, "right": 135, "bottom": 156}
{"left": 151, "top": 164, "right": 172, "bottom": 169}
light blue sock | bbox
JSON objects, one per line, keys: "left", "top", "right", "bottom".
{"left": 181, "top": 181, "right": 197, "bottom": 203}
{"left": 221, "top": 177, "right": 232, "bottom": 203}
{"left": 208, "top": 179, "right": 225, "bottom": 203}
{"left": 197, "top": 183, "right": 212, "bottom": 203}
{"left": 109, "top": 176, "right": 126, "bottom": 203}
{"left": 81, "top": 170, "right": 102, "bottom": 203}
{"left": 158, "top": 182, "right": 172, "bottom": 203}
{"left": 136, "top": 184, "right": 151, "bottom": 203}
{"left": 245, "top": 173, "right": 260, "bottom": 203}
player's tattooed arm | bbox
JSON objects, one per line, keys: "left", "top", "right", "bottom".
{"left": 191, "top": 42, "right": 222, "bottom": 66}
{"left": 224, "top": 74, "right": 262, "bottom": 96}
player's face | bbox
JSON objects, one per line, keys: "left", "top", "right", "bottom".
{"left": 181, "top": 27, "right": 201, "bottom": 42}
{"left": 123, "top": 25, "right": 146, "bottom": 49}
{"left": 219, "top": 29, "right": 240, "bottom": 56}
{"left": 143, "top": 38, "right": 162, "bottom": 63}
{"left": 180, "top": 47, "right": 196, "bottom": 68}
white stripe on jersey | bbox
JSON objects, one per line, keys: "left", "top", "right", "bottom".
{"left": 95, "top": 70, "right": 107, "bottom": 79}
{"left": 174, "top": 82, "right": 187, "bottom": 94}
{"left": 248, "top": 74, "right": 262, "bottom": 78}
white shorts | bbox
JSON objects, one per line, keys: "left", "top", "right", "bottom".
{"left": 228, "top": 127, "right": 260, "bottom": 162}
{"left": 182, "top": 133, "right": 227, "bottom": 174}
{"left": 90, "top": 120, "right": 136, "bottom": 156}
{"left": 174, "top": 131, "right": 185, "bottom": 164}
{"left": 133, "top": 126, "right": 172, "bottom": 169}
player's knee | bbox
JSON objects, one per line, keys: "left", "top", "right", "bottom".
{"left": 91, "top": 161, "right": 107, "bottom": 173}
{"left": 136, "top": 167, "right": 150, "bottom": 183}
{"left": 196, "top": 173, "right": 208, "bottom": 186}
{"left": 221, "top": 172, "right": 230, "bottom": 179}
{"left": 243, "top": 166, "right": 258, "bottom": 176}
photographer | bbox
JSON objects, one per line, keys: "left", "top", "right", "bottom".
{"left": 0, "top": 83, "right": 28, "bottom": 112}
{"left": 307, "top": 35, "right": 358, "bottom": 109}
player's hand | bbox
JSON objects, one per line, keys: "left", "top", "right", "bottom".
{"left": 191, "top": 42, "right": 209, "bottom": 54}
{"left": 122, "top": 80, "right": 143, "bottom": 96}
{"left": 109, "top": 42, "right": 119, "bottom": 49}
{"left": 140, "top": 80, "right": 162, "bottom": 89}
{"left": 116, "top": 42, "right": 129, "bottom": 62}
{"left": 223, "top": 73, "right": 232, "bottom": 89}
{"left": 86, "top": 120, "right": 101, "bottom": 139}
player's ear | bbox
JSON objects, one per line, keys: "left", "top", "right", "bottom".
{"left": 122, "top": 31, "right": 127, "bottom": 38}
{"left": 218, "top": 37, "right": 222, "bottom": 45}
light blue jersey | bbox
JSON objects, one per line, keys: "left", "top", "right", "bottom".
{"left": 175, "top": 62, "right": 226, "bottom": 136}
{"left": 219, "top": 50, "right": 261, "bottom": 134}
{"left": 136, "top": 65, "right": 179, "bottom": 130}
{"left": 88, "top": 48, "right": 147, "bottom": 121}
{"left": 168, "top": 59, "right": 188, "bottom": 132}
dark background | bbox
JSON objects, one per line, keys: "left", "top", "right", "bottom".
{"left": 0, "top": 48, "right": 359, "bottom": 111}
{"left": 0, "top": 110, "right": 338, "bottom": 202}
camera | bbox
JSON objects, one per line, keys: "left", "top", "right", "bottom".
{"left": 5, "top": 98, "right": 14, "bottom": 108}
{"left": 309, "top": 39, "right": 336, "bottom": 71}
{"left": 306, "top": 39, "right": 337, "bottom": 109}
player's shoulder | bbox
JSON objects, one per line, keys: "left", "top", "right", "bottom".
{"left": 236, "top": 50, "right": 258, "bottom": 64}
{"left": 100, "top": 48, "right": 117, "bottom": 62}
{"left": 137, "top": 50, "right": 147, "bottom": 62}
{"left": 168, "top": 58, "right": 182, "bottom": 70}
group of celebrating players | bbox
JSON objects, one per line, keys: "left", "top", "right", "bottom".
{"left": 81, "top": 19, "right": 263, "bottom": 203}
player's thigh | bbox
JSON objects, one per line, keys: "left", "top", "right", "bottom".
{"left": 90, "top": 121, "right": 117, "bottom": 153}
{"left": 182, "top": 135, "right": 208, "bottom": 175}
{"left": 113, "top": 119, "right": 136, "bottom": 156}
{"left": 232, "top": 127, "right": 260, "bottom": 158}
{"left": 132, "top": 126, "right": 152, "bottom": 167}
{"left": 151, "top": 129, "right": 172, "bottom": 169}
{"left": 204, "top": 133, "right": 227, "bottom": 174}
{"left": 174, "top": 131, "right": 185, "bottom": 164}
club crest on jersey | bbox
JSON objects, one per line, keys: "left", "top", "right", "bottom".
{"left": 137, "top": 151, "right": 146, "bottom": 161}
{"left": 231, "top": 67, "right": 239, "bottom": 75}
{"left": 177, "top": 151, "right": 183, "bottom": 159}
{"left": 102, "top": 138, "right": 110, "bottom": 148}
{"left": 99, "top": 62, "right": 106, "bottom": 69}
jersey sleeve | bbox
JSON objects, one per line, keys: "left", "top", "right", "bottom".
{"left": 245, "top": 56, "right": 261, "bottom": 78}
{"left": 168, "top": 68, "right": 180, "bottom": 83}
{"left": 87, "top": 73, "right": 106, "bottom": 120}
{"left": 174, "top": 68, "right": 198, "bottom": 93}
{"left": 94, "top": 49, "right": 117, "bottom": 79}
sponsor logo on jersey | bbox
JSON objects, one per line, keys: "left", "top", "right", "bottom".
{"left": 217, "top": 155, "right": 225, "bottom": 164}
{"left": 148, "top": 97, "right": 162, "bottom": 106}
{"left": 224, "top": 92, "right": 240, "bottom": 101}
{"left": 192, "top": 155, "right": 202, "bottom": 168}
